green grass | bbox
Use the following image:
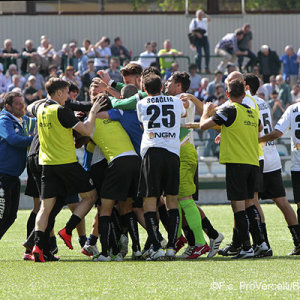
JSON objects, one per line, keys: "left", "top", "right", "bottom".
{"left": 0, "top": 204, "right": 299, "bottom": 299}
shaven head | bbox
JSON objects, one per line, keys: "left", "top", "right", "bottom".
{"left": 227, "top": 71, "right": 243, "bottom": 83}
{"left": 120, "top": 84, "right": 138, "bottom": 99}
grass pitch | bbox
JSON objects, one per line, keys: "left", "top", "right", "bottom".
{"left": 0, "top": 204, "right": 299, "bottom": 299}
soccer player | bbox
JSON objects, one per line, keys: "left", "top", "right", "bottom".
{"left": 187, "top": 80, "right": 264, "bottom": 259}
{"left": 29, "top": 78, "right": 103, "bottom": 262}
{"left": 137, "top": 74, "right": 186, "bottom": 260}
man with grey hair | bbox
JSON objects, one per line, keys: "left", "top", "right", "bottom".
{"left": 257, "top": 45, "right": 281, "bottom": 83}
{"left": 280, "top": 45, "right": 299, "bottom": 86}
{"left": 2, "top": 39, "right": 20, "bottom": 73}
{"left": 21, "top": 40, "right": 40, "bottom": 74}
{"left": 25, "top": 63, "right": 45, "bottom": 92}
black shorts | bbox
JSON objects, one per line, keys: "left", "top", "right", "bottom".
{"left": 41, "top": 162, "right": 94, "bottom": 199}
{"left": 101, "top": 155, "right": 141, "bottom": 202}
{"left": 291, "top": 171, "right": 300, "bottom": 203}
{"left": 192, "top": 163, "right": 199, "bottom": 201}
{"left": 138, "top": 147, "right": 180, "bottom": 198}
{"left": 90, "top": 159, "right": 108, "bottom": 205}
{"left": 64, "top": 194, "right": 80, "bottom": 204}
{"left": 25, "top": 160, "right": 40, "bottom": 198}
{"left": 259, "top": 169, "right": 286, "bottom": 200}
{"left": 226, "top": 163, "right": 259, "bottom": 201}
{"left": 254, "top": 160, "right": 264, "bottom": 193}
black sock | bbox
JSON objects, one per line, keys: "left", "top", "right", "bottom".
{"left": 232, "top": 227, "right": 241, "bottom": 248}
{"left": 288, "top": 224, "right": 300, "bottom": 246}
{"left": 261, "top": 223, "right": 271, "bottom": 248}
{"left": 26, "top": 211, "right": 37, "bottom": 238}
{"left": 297, "top": 208, "right": 300, "bottom": 225}
{"left": 34, "top": 230, "right": 45, "bottom": 250}
{"left": 109, "top": 221, "right": 120, "bottom": 256}
{"left": 234, "top": 211, "right": 251, "bottom": 250}
{"left": 144, "top": 211, "right": 162, "bottom": 251}
{"left": 202, "top": 217, "right": 218, "bottom": 240}
{"left": 158, "top": 204, "right": 169, "bottom": 232}
{"left": 166, "top": 209, "right": 180, "bottom": 249}
{"left": 246, "top": 205, "right": 265, "bottom": 245}
{"left": 112, "top": 208, "right": 123, "bottom": 240}
{"left": 144, "top": 236, "right": 152, "bottom": 250}
{"left": 122, "top": 212, "right": 140, "bottom": 252}
{"left": 98, "top": 216, "right": 111, "bottom": 256}
{"left": 78, "top": 235, "right": 87, "bottom": 248}
{"left": 87, "top": 234, "right": 98, "bottom": 246}
{"left": 25, "top": 229, "right": 35, "bottom": 249}
{"left": 183, "top": 225, "right": 195, "bottom": 246}
{"left": 65, "top": 214, "right": 82, "bottom": 235}
{"left": 49, "top": 235, "right": 57, "bottom": 250}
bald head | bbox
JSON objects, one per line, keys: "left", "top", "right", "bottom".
{"left": 227, "top": 71, "right": 243, "bottom": 83}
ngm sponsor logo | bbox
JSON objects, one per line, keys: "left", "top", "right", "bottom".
{"left": 149, "top": 132, "right": 176, "bottom": 139}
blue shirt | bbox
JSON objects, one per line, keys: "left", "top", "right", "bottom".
{"left": 280, "top": 53, "right": 299, "bottom": 80}
{"left": 0, "top": 110, "right": 33, "bottom": 176}
{"left": 77, "top": 55, "right": 89, "bottom": 76}
{"left": 108, "top": 109, "right": 142, "bottom": 156}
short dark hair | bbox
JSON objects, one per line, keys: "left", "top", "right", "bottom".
{"left": 142, "top": 66, "right": 161, "bottom": 78}
{"left": 271, "top": 90, "right": 278, "bottom": 95}
{"left": 235, "top": 28, "right": 244, "bottom": 36}
{"left": 45, "top": 78, "right": 70, "bottom": 97}
{"left": 121, "top": 84, "right": 138, "bottom": 99}
{"left": 143, "top": 74, "right": 162, "bottom": 95}
{"left": 214, "top": 70, "right": 223, "bottom": 76}
{"left": 114, "top": 37, "right": 121, "bottom": 43}
{"left": 94, "top": 93, "right": 112, "bottom": 112}
{"left": 87, "top": 59, "right": 94, "bottom": 64}
{"left": 244, "top": 73, "right": 260, "bottom": 95}
{"left": 83, "top": 39, "right": 91, "bottom": 44}
{"left": 189, "top": 63, "right": 197, "bottom": 71}
{"left": 104, "top": 37, "right": 110, "bottom": 45}
{"left": 228, "top": 80, "right": 245, "bottom": 99}
{"left": 120, "top": 63, "right": 143, "bottom": 77}
{"left": 172, "top": 71, "right": 191, "bottom": 93}
{"left": 69, "top": 83, "right": 80, "bottom": 94}
{"left": 4, "top": 91, "right": 23, "bottom": 106}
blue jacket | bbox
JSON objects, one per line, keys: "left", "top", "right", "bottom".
{"left": 0, "top": 110, "right": 34, "bottom": 177}
{"left": 280, "top": 53, "right": 299, "bottom": 80}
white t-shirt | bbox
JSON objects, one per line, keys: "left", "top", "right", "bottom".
{"left": 275, "top": 103, "right": 300, "bottom": 171}
{"left": 137, "top": 51, "right": 156, "bottom": 69}
{"left": 91, "top": 145, "right": 105, "bottom": 166}
{"left": 94, "top": 47, "right": 111, "bottom": 67}
{"left": 137, "top": 94, "right": 186, "bottom": 158}
{"left": 189, "top": 18, "right": 208, "bottom": 36}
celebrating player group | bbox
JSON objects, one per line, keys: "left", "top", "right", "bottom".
{"left": 1, "top": 62, "right": 300, "bottom": 263}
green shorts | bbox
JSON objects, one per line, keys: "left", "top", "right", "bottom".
{"left": 178, "top": 142, "right": 198, "bottom": 198}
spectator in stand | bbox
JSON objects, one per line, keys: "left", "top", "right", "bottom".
{"left": 68, "top": 42, "right": 78, "bottom": 70}
{"left": 7, "top": 75, "right": 23, "bottom": 92}
{"left": 137, "top": 42, "right": 156, "bottom": 69}
{"left": 256, "top": 45, "right": 281, "bottom": 83}
{"left": 158, "top": 39, "right": 183, "bottom": 76}
{"left": 223, "top": 63, "right": 236, "bottom": 82}
{"left": 0, "top": 63, "right": 7, "bottom": 96}
{"left": 276, "top": 74, "right": 292, "bottom": 108}
{"left": 37, "top": 37, "right": 59, "bottom": 76}
{"left": 61, "top": 65, "right": 82, "bottom": 89}
{"left": 5, "top": 64, "right": 25, "bottom": 88}
{"left": 81, "top": 59, "right": 96, "bottom": 101}
{"left": 45, "top": 65, "right": 59, "bottom": 82}
{"left": 164, "top": 62, "right": 179, "bottom": 81}
{"left": 68, "top": 83, "right": 80, "bottom": 101}
{"left": 268, "top": 90, "right": 285, "bottom": 126}
{"left": 188, "top": 63, "right": 202, "bottom": 93}
{"left": 237, "top": 24, "right": 256, "bottom": 72}
{"left": 1, "top": 39, "right": 20, "bottom": 73}
{"left": 261, "top": 75, "right": 278, "bottom": 100}
{"left": 20, "top": 40, "right": 40, "bottom": 75}
{"left": 81, "top": 39, "right": 95, "bottom": 58}
{"left": 297, "top": 47, "right": 300, "bottom": 77}
{"left": 110, "top": 37, "right": 131, "bottom": 65}
{"left": 291, "top": 84, "right": 300, "bottom": 103}
{"left": 280, "top": 45, "right": 299, "bottom": 86}
{"left": 207, "top": 70, "right": 224, "bottom": 97}
{"left": 205, "top": 83, "right": 225, "bottom": 103}
{"left": 150, "top": 40, "right": 160, "bottom": 68}
{"left": 94, "top": 37, "right": 111, "bottom": 71}
{"left": 24, "top": 63, "right": 45, "bottom": 92}
{"left": 189, "top": 9, "right": 211, "bottom": 73}
{"left": 75, "top": 48, "right": 88, "bottom": 77}
{"left": 195, "top": 77, "right": 209, "bottom": 100}
{"left": 105, "top": 57, "right": 123, "bottom": 83}
{"left": 23, "top": 75, "right": 43, "bottom": 105}
{"left": 215, "top": 29, "right": 247, "bottom": 72}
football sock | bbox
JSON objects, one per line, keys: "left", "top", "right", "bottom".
{"left": 232, "top": 227, "right": 241, "bottom": 248}
{"left": 288, "top": 224, "right": 300, "bottom": 246}
{"left": 202, "top": 216, "right": 219, "bottom": 240}
{"left": 122, "top": 212, "right": 141, "bottom": 252}
{"left": 109, "top": 220, "right": 120, "bottom": 256}
{"left": 144, "top": 211, "right": 162, "bottom": 251}
{"left": 246, "top": 205, "right": 265, "bottom": 245}
{"left": 114, "top": 208, "right": 125, "bottom": 236}
{"left": 183, "top": 225, "right": 195, "bottom": 246}
{"left": 87, "top": 234, "right": 98, "bottom": 246}
{"left": 179, "top": 199, "right": 206, "bottom": 245}
{"left": 166, "top": 209, "right": 180, "bottom": 249}
{"left": 26, "top": 211, "right": 37, "bottom": 239}
{"left": 78, "top": 235, "right": 87, "bottom": 248}
{"left": 98, "top": 216, "right": 111, "bottom": 256}
{"left": 234, "top": 211, "right": 251, "bottom": 250}
{"left": 34, "top": 230, "right": 45, "bottom": 250}
{"left": 261, "top": 223, "right": 271, "bottom": 248}
{"left": 158, "top": 204, "right": 169, "bottom": 232}
{"left": 65, "top": 214, "right": 81, "bottom": 235}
